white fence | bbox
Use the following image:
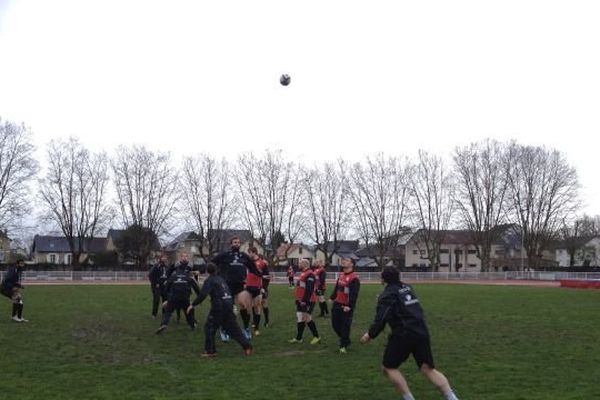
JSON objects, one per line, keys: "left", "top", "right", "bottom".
{"left": 2, "top": 270, "right": 599, "bottom": 283}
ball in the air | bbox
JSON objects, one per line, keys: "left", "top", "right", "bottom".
{"left": 280, "top": 74, "right": 291, "bottom": 86}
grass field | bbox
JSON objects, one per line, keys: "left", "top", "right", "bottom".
{"left": 1, "top": 283, "right": 599, "bottom": 400}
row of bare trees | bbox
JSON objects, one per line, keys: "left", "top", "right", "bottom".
{"left": 0, "top": 117, "right": 589, "bottom": 269}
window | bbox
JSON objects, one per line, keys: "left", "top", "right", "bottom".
{"left": 440, "top": 263, "right": 449, "bottom": 267}
{"left": 420, "top": 250, "right": 426, "bottom": 255}
{"left": 467, "top": 250, "right": 477, "bottom": 254}
{"left": 413, "top": 250, "right": 418, "bottom": 255}
{"left": 440, "top": 249, "right": 449, "bottom": 254}
{"left": 299, "top": 247, "right": 303, "bottom": 254}
{"left": 65, "top": 254, "right": 72, "bottom": 265}
{"left": 455, "top": 250, "right": 463, "bottom": 254}
{"left": 49, "top": 254, "right": 56, "bottom": 264}
{"left": 468, "top": 264, "right": 477, "bottom": 268}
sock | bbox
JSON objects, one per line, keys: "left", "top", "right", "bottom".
{"left": 240, "top": 309, "right": 251, "bottom": 329}
{"left": 445, "top": 390, "right": 459, "bottom": 400}
{"left": 17, "top": 303, "right": 23, "bottom": 319}
{"left": 296, "top": 321, "right": 306, "bottom": 340}
{"left": 12, "top": 303, "right": 18, "bottom": 317}
{"left": 253, "top": 311, "right": 261, "bottom": 328}
{"left": 322, "top": 301, "right": 329, "bottom": 315}
{"left": 403, "top": 394, "right": 415, "bottom": 400}
{"left": 263, "top": 307, "right": 270, "bottom": 324}
{"left": 307, "top": 320, "right": 319, "bottom": 337}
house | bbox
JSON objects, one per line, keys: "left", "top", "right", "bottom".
{"left": 404, "top": 225, "right": 559, "bottom": 271}
{"left": 163, "top": 231, "right": 203, "bottom": 265}
{"left": 354, "top": 232, "right": 412, "bottom": 269}
{"left": 106, "top": 229, "right": 124, "bottom": 253}
{"left": 555, "top": 236, "right": 600, "bottom": 267}
{"left": 276, "top": 243, "right": 315, "bottom": 266}
{"left": 314, "top": 240, "right": 360, "bottom": 268}
{"left": 405, "top": 230, "right": 484, "bottom": 271}
{"left": 106, "top": 228, "right": 162, "bottom": 265}
{"left": 31, "top": 235, "right": 108, "bottom": 265}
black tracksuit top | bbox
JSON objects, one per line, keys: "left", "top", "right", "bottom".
{"left": 192, "top": 274, "right": 234, "bottom": 312}
{"left": 212, "top": 249, "right": 261, "bottom": 285}
{"left": 367, "top": 282, "right": 430, "bottom": 339}
{"left": 164, "top": 269, "right": 200, "bottom": 301}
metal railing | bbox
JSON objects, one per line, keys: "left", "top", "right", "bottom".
{"left": 1, "top": 270, "right": 598, "bottom": 283}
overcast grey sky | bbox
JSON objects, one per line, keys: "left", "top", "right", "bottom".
{"left": 1, "top": 0, "right": 599, "bottom": 215}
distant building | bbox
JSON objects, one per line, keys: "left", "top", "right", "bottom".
{"left": 30, "top": 235, "right": 108, "bottom": 265}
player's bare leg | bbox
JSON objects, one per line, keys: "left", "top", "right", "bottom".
{"left": 383, "top": 368, "right": 414, "bottom": 400}
{"left": 420, "top": 364, "right": 459, "bottom": 400}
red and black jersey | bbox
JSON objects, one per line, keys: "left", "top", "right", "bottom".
{"left": 245, "top": 260, "right": 263, "bottom": 289}
{"left": 295, "top": 269, "right": 316, "bottom": 304}
{"left": 331, "top": 271, "right": 360, "bottom": 308}
{"left": 256, "top": 259, "right": 271, "bottom": 289}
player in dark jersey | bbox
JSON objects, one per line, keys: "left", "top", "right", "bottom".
{"left": 155, "top": 260, "right": 200, "bottom": 334}
{"left": 167, "top": 253, "right": 194, "bottom": 323}
{"left": 360, "top": 267, "right": 460, "bottom": 400}
{"left": 212, "top": 236, "right": 262, "bottom": 341}
{"left": 1, "top": 258, "right": 28, "bottom": 322}
{"left": 313, "top": 259, "right": 329, "bottom": 318}
{"left": 287, "top": 265, "right": 294, "bottom": 287}
{"left": 148, "top": 254, "right": 169, "bottom": 319}
{"left": 187, "top": 263, "right": 252, "bottom": 357}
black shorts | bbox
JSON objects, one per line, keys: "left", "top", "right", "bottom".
{"left": 295, "top": 300, "right": 314, "bottom": 313}
{"left": 227, "top": 281, "right": 245, "bottom": 296}
{"left": 261, "top": 287, "right": 269, "bottom": 300}
{"left": 315, "top": 289, "right": 325, "bottom": 297}
{"left": 246, "top": 286, "right": 262, "bottom": 299}
{"left": 382, "top": 333, "right": 435, "bottom": 370}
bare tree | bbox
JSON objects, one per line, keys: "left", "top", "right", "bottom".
{"left": 348, "top": 154, "right": 411, "bottom": 268}
{"left": 559, "top": 215, "right": 598, "bottom": 267}
{"left": 0, "top": 118, "right": 39, "bottom": 230}
{"left": 233, "top": 150, "right": 305, "bottom": 264}
{"left": 504, "top": 143, "right": 580, "bottom": 269}
{"left": 112, "top": 145, "right": 179, "bottom": 266}
{"left": 39, "top": 138, "right": 111, "bottom": 266}
{"left": 453, "top": 140, "right": 509, "bottom": 271}
{"left": 409, "top": 151, "right": 455, "bottom": 271}
{"left": 181, "top": 154, "right": 236, "bottom": 257}
{"left": 304, "top": 161, "right": 350, "bottom": 265}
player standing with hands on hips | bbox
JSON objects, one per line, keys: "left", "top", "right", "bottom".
{"left": 360, "top": 267, "right": 460, "bottom": 400}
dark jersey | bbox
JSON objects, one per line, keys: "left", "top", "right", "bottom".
{"left": 192, "top": 274, "right": 234, "bottom": 312}
{"left": 315, "top": 268, "right": 326, "bottom": 291}
{"left": 212, "top": 249, "right": 261, "bottom": 286}
{"left": 164, "top": 269, "right": 200, "bottom": 301}
{"left": 148, "top": 263, "right": 169, "bottom": 286}
{"left": 367, "top": 282, "right": 429, "bottom": 339}
{"left": 167, "top": 261, "right": 192, "bottom": 277}
{"left": 1, "top": 266, "right": 23, "bottom": 290}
